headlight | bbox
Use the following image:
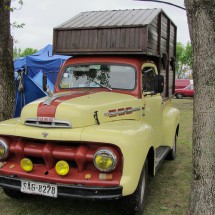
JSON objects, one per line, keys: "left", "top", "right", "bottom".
{"left": 0, "top": 138, "right": 9, "bottom": 160}
{"left": 20, "top": 158, "right": 33, "bottom": 172}
{"left": 93, "top": 149, "right": 117, "bottom": 172}
{"left": 55, "top": 160, "right": 70, "bottom": 176}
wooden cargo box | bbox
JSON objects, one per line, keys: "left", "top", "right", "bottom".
{"left": 53, "top": 9, "right": 177, "bottom": 97}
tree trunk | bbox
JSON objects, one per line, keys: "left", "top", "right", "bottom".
{"left": 0, "top": 0, "right": 15, "bottom": 121}
{"left": 184, "top": 1, "right": 215, "bottom": 215}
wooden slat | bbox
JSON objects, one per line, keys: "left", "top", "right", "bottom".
{"left": 120, "top": 28, "right": 126, "bottom": 48}
{"left": 53, "top": 11, "right": 176, "bottom": 99}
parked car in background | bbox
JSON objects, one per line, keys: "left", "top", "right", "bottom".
{"left": 175, "top": 79, "right": 193, "bottom": 89}
{"left": 175, "top": 84, "right": 194, "bottom": 99}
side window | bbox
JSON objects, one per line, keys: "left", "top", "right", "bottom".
{"left": 142, "top": 67, "right": 156, "bottom": 92}
{"left": 189, "top": 84, "right": 194, "bottom": 90}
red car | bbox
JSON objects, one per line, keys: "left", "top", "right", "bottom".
{"left": 175, "top": 84, "right": 194, "bottom": 99}
{"left": 175, "top": 79, "right": 191, "bottom": 89}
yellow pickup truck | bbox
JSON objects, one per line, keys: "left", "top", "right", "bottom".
{"left": 0, "top": 9, "right": 180, "bottom": 215}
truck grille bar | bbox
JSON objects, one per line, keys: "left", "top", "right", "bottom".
{"left": 24, "top": 118, "right": 71, "bottom": 128}
{"left": 9, "top": 141, "right": 94, "bottom": 172}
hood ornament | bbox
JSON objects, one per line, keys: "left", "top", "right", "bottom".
{"left": 43, "top": 92, "right": 72, "bottom": 106}
{"left": 42, "top": 132, "right": 49, "bottom": 138}
{"left": 42, "top": 74, "right": 53, "bottom": 99}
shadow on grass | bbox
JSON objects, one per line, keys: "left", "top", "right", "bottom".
{"left": 0, "top": 190, "right": 121, "bottom": 215}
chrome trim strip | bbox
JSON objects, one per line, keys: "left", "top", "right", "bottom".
{"left": 24, "top": 118, "right": 71, "bottom": 128}
{"left": 43, "top": 92, "right": 72, "bottom": 106}
{"left": 93, "top": 149, "right": 117, "bottom": 172}
{"left": 0, "top": 138, "right": 9, "bottom": 160}
{"left": 104, "top": 107, "right": 141, "bottom": 117}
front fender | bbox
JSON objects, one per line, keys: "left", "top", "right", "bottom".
{"left": 81, "top": 120, "right": 154, "bottom": 196}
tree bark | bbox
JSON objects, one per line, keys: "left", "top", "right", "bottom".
{"left": 0, "top": 0, "right": 15, "bottom": 121}
{"left": 184, "top": 0, "right": 215, "bottom": 215}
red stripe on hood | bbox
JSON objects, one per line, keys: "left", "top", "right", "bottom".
{"left": 37, "top": 93, "right": 89, "bottom": 118}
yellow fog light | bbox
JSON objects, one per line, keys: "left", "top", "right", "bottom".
{"left": 20, "top": 158, "right": 33, "bottom": 172}
{"left": 93, "top": 149, "right": 117, "bottom": 172}
{"left": 55, "top": 160, "right": 69, "bottom": 176}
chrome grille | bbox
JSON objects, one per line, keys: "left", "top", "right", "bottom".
{"left": 24, "top": 118, "right": 71, "bottom": 128}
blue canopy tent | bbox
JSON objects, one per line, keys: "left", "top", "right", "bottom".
{"left": 14, "top": 44, "right": 70, "bottom": 85}
{"left": 14, "top": 56, "right": 26, "bottom": 71}
{"left": 32, "top": 71, "right": 54, "bottom": 91}
{"left": 14, "top": 74, "right": 47, "bottom": 118}
{"left": 14, "top": 45, "right": 70, "bottom": 117}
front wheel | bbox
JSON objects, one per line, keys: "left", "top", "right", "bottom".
{"left": 176, "top": 93, "right": 183, "bottom": 99}
{"left": 120, "top": 159, "right": 148, "bottom": 215}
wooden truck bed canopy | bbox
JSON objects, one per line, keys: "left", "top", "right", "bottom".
{"left": 53, "top": 8, "right": 176, "bottom": 58}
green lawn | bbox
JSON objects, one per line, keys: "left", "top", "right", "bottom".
{"left": 0, "top": 99, "right": 193, "bottom": 215}
{"left": 144, "top": 99, "right": 193, "bottom": 215}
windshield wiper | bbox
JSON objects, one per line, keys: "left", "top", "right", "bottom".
{"left": 89, "top": 78, "right": 112, "bottom": 91}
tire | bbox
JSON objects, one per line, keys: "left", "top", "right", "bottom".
{"left": 3, "top": 188, "right": 26, "bottom": 198}
{"left": 176, "top": 93, "right": 183, "bottom": 99}
{"left": 166, "top": 134, "right": 177, "bottom": 160}
{"left": 120, "top": 159, "right": 148, "bottom": 215}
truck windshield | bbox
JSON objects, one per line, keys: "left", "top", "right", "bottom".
{"left": 59, "top": 64, "right": 136, "bottom": 90}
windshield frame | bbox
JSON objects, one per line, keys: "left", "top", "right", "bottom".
{"left": 58, "top": 63, "right": 137, "bottom": 91}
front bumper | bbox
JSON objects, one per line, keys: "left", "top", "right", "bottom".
{"left": 0, "top": 175, "right": 122, "bottom": 200}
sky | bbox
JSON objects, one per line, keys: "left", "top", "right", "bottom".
{"left": 11, "top": 0, "right": 190, "bottom": 50}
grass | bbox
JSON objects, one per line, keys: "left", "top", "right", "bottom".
{"left": 0, "top": 99, "right": 193, "bottom": 215}
{"left": 144, "top": 98, "right": 193, "bottom": 215}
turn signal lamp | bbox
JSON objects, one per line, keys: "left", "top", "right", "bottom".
{"left": 20, "top": 158, "right": 33, "bottom": 172}
{"left": 55, "top": 160, "right": 69, "bottom": 176}
{"left": 93, "top": 149, "right": 117, "bottom": 172}
{"left": 0, "top": 138, "right": 9, "bottom": 160}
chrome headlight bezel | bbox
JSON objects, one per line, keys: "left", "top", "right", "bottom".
{"left": 93, "top": 149, "right": 117, "bottom": 172}
{"left": 0, "top": 138, "right": 9, "bottom": 160}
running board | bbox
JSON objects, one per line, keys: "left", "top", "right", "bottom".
{"left": 155, "top": 146, "right": 171, "bottom": 172}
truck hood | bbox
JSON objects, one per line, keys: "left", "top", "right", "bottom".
{"left": 20, "top": 92, "right": 142, "bottom": 128}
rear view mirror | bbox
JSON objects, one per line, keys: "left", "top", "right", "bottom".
{"left": 42, "top": 74, "right": 47, "bottom": 92}
{"left": 155, "top": 75, "right": 164, "bottom": 93}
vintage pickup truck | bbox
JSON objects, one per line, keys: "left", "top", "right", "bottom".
{"left": 0, "top": 9, "right": 180, "bottom": 215}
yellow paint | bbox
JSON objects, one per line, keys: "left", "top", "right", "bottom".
{"left": 19, "top": 92, "right": 142, "bottom": 128}
{"left": 141, "top": 62, "right": 159, "bottom": 74}
{"left": 0, "top": 63, "right": 180, "bottom": 197}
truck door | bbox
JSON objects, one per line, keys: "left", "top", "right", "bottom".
{"left": 141, "top": 63, "right": 163, "bottom": 148}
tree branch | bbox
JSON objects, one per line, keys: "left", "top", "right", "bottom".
{"left": 134, "top": 0, "right": 186, "bottom": 10}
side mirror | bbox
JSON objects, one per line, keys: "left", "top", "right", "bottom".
{"left": 42, "top": 74, "right": 47, "bottom": 91}
{"left": 155, "top": 75, "right": 164, "bottom": 93}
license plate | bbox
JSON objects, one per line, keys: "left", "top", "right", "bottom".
{"left": 21, "top": 180, "right": 57, "bottom": 198}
